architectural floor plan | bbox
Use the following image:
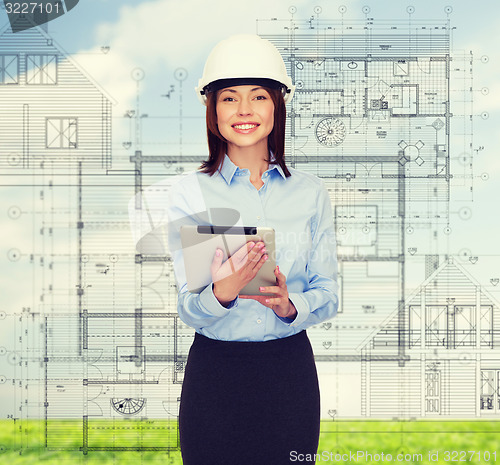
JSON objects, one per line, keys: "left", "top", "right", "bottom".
{"left": 0, "top": 4, "right": 494, "bottom": 455}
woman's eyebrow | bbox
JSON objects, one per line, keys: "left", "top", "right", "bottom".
{"left": 220, "top": 87, "right": 264, "bottom": 93}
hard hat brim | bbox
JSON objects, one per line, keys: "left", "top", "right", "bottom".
{"left": 195, "top": 79, "right": 295, "bottom": 106}
{"left": 201, "top": 77, "right": 287, "bottom": 96}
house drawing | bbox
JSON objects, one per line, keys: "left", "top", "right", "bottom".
{"left": 0, "top": 15, "right": 112, "bottom": 170}
{"left": 361, "top": 258, "right": 500, "bottom": 418}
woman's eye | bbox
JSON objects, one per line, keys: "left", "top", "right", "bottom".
{"left": 255, "top": 95, "right": 267, "bottom": 100}
{"left": 222, "top": 96, "right": 235, "bottom": 102}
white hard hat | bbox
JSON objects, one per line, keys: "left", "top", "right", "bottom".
{"left": 196, "top": 34, "right": 295, "bottom": 106}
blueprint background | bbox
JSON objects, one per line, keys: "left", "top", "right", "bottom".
{"left": 0, "top": 0, "right": 499, "bottom": 423}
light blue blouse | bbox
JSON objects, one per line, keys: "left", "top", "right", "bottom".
{"left": 167, "top": 155, "right": 338, "bottom": 341}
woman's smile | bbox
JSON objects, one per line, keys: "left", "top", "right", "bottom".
{"left": 231, "top": 122, "right": 261, "bottom": 134}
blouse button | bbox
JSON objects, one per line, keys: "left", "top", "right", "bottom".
{"left": 257, "top": 319, "right": 262, "bottom": 324}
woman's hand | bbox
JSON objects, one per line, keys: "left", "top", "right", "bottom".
{"left": 240, "top": 266, "right": 297, "bottom": 321}
{"left": 212, "top": 241, "right": 268, "bottom": 307}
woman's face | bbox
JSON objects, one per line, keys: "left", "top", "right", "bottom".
{"left": 216, "top": 85, "right": 274, "bottom": 153}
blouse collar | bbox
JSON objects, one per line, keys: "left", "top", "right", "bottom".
{"left": 218, "top": 153, "right": 286, "bottom": 185}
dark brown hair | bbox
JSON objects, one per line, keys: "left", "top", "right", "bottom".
{"left": 199, "top": 87, "right": 291, "bottom": 177}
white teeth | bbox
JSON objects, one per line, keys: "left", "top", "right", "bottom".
{"left": 233, "top": 124, "right": 258, "bottom": 130}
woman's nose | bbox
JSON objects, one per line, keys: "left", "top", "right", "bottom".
{"left": 237, "top": 98, "right": 253, "bottom": 115}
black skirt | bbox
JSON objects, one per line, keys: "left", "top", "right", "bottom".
{"left": 179, "top": 330, "right": 320, "bottom": 465}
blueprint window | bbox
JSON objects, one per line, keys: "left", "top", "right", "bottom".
{"left": 480, "top": 305, "right": 493, "bottom": 347}
{"left": 425, "top": 305, "right": 476, "bottom": 348}
{"left": 480, "top": 370, "right": 500, "bottom": 412}
{"left": 0, "top": 55, "right": 19, "bottom": 84}
{"left": 26, "top": 54, "right": 57, "bottom": 85}
{"left": 46, "top": 118, "right": 78, "bottom": 149}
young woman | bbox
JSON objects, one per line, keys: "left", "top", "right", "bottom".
{"left": 167, "top": 34, "right": 338, "bottom": 464}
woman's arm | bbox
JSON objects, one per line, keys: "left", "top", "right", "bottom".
{"left": 239, "top": 179, "right": 339, "bottom": 330}
{"left": 171, "top": 242, "right": 269, "bottom": 331}
{"left": 166, "top": 177, "right": 234, "bottom": 330}
{"left": 287, "top": 180, "right": 339, "bottom": 329}
{"left": 167, "top": 176, "right": 268, "bottom": 331}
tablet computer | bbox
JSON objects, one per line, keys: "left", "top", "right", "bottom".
{"left": 179, "top": 225, "right": 276, "bottom": 295}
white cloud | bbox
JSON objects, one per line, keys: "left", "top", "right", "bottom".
{"left": 91, "top": 0, "right": 320, "bottom": 68}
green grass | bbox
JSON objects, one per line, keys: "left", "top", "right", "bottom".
{"left": 1, "top": 420, "right": 500, "bottom": 464}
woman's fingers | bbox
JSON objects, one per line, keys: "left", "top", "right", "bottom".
{"left": 227, "top": 241, "right": 253, "bottom": 268}
{"left": 211, "top": 248, "right": 235, "bottom": 282}
{"left": 230, "top": 241, "right": 260, "bottom": 267}
{"left": 210, "top": 248, "right": 223, "bottom": 273}
{"left": 259, "top": 268, "right": 287, "bottom": 295}
{"left": 275, "top": 266, "right": 286, "bottom": 284}
{"left": 246, "top": 242, "right": 266, "bottom": 264}
{"left": 212, "top": 241, "right": 267, "bottom": 288}
{"left": 239, "top": 294, "right": 266, "bottom": 305}
{"left": 234, "top": 241, "right": 267, "bottom": 270}
{"left": 238, "top": 247, "right": 267, "bottom": 279}
{"left": 240, "top": 266, "right": 296, "bottom": 320}
{"left": 264, "top": 296, "right": 287, "bottom": 306}
{"left": 259, "top": 285, "right": 282, "bottom": 295}
{"left": 250, "top": 248, "right": 268, "bottom": 271}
